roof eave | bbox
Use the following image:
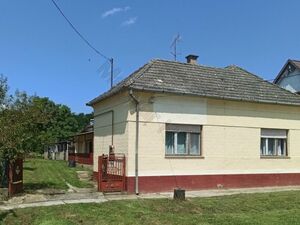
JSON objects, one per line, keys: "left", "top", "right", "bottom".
{"left": 86, "top": 86, "right": 128, "bottom": 107}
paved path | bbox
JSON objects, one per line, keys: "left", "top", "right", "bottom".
{"left": 1, "top": 186, "right": 300, "bottom": 210}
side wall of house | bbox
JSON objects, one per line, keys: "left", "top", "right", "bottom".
{"left": 126, "top": 92, "right": 300, "bottom": 193}
{"left": 92, "top": 92, "right": 130, "bottom": 175}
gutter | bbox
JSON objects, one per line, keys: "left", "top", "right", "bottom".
{"left": 129, "top": 89, "right": 140, "bottom": 195}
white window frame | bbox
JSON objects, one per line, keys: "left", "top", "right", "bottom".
{"left": 260, "top": 129, "right": 288, "bottom": 157}
{"left": 165, "top": 124, "right": 201, "bottom": 156}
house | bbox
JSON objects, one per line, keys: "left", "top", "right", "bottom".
{"left": 44, "top": 141, "right": 70, "bottom": 161}
{"left": 68, "top": 123, "right": 94, "bottom": 166}
{"left": 88, "top": 55, "right": 300, "bottom": 194}
{"left": 274, "top": 59, "right": 300, "bottom": 93}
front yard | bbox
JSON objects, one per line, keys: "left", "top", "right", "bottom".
{"left": 23, "top": 158, "right": 93, "bottom": 191}
{"left": 1, "top": 190, "right": 300, "bottom": 225}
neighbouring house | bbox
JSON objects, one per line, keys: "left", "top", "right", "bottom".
{"left": 44, "top": 141, "right": 70, "bottom": 161}
{"left": 68, "top": 123, "right": 94, "bottom": 166}
{"left": 274, "top": 59, "right": 300, "bottom": 93}
{"left": 88, "top": 54, "right": 300, "bottom": 194}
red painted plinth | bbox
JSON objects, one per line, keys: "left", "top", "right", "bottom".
{"left": 126, "top": 173, "right": 300, "bottom": 193}
{"left": 93, "top": 172, "right": 300, "bottom": 193}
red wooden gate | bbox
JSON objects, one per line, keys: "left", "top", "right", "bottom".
{"left": 98, "top": 154, "right": 126, "bottom": 192}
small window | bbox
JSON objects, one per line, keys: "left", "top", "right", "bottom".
{"left": 260, "top": 129, "right": 287, "bottom": 157}
{"left": 287, "top": 64, "right": 295, "bottom": 74}
{"left": 165, "top": 124, "right": 201, "bottom": 156}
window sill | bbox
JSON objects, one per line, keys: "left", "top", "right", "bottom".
{"left": 260, "top": 156, "right": 290, "bottom": 159}
{"left": 165, "top": 155, "right": 204, "bottom": 159}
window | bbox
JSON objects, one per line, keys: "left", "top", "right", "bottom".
{"left": 165, "top": 124, "right": 201, "bottom": 156}
{"left": 287, "top": 64, "right": 295, "bottom": 74}
{"left": 260, "top": 129, "right": 287, "bottom": 157}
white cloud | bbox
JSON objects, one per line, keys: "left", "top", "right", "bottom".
{"left": 121, "top": 17, "right": 137, "bottom": 26}
{"left": 102, "top": 6, "right": 130, "bottom": 18}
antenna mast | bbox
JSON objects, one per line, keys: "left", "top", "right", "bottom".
{"left": 110, "top": 58, "right": 114, "bottom": 88}
{"left": 170, "top": 34, "right": 181, "bottom": 61}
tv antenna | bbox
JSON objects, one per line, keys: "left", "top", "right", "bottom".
{"left": 170, "top": 34, "right": 181, "bottom": 61}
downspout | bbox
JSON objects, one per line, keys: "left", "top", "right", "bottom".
{"left": 129, "top": 89, "right": 140, "bottom": 195}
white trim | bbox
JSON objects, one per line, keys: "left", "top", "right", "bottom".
{"left": 174, "top": 133, "right": 178, "bottom": 154}
{"left": 165, "top": 131, "right": 200, "bottom": 155}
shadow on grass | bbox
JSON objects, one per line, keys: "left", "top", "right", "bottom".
{"left": 23, "top": 166, "right": 36, "bottom": 171}
{"left": 24, "top": 182, "right": 63, "bottom": 191}
{"left": 0, "top": 210, "right": 17, "bottom": 223}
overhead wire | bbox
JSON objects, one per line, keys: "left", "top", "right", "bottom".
{"left": 50, "top": 0, "right": 110, "bottom": 61}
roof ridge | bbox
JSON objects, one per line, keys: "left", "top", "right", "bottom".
{"left": 152, "top": 58, "right": 229, "bottom": 71}
{"left": 113, "top": 61, "right": 151, "bottom": 87}
{"left": 86, "top": 60, "right": 154, "bottom": 106}
{"left": 126, "top": 60, "right": 155, "bottom": 87}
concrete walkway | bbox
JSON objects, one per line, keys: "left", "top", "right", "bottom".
{"left": 1, "top": 185, "right": 300, "bottom": 211}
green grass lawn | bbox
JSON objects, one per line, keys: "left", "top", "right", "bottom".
{"left": 23, "top": 158, "right": 93, "bottom": 191}
{"left": 2, "top": 190, "right": 300, "bottom": 225}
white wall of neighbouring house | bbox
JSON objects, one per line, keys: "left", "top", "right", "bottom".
{"left": 277, "top": 69, "right": 300, "bottom": 93}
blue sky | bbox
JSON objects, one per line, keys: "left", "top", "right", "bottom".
{"left": 1, "top": 0, "right": 300, "bottom": 113}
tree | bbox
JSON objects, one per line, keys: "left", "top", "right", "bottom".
{"left": 27, "top": 97, "right": 91, "bottom": 153}
{"left": 0, "top": 76, "right": 93, "bottom": 158}
{"left": 0, "top": 83, "right": 39, "bottom": 161}
{"left": 74, "top": 112, "right": 93, "bottom": 131}
{"left": 0, "top": 75, "right": 10, "bottom": 109}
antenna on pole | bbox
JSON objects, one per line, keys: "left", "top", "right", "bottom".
{"left": 110, "top": 58, "right": 114, "bottom": 88}
{"left": 170, "top": 34, "right": 181, "bottom": 61}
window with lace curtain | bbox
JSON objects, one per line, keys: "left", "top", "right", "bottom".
{"left": 165, "top": 124, "right": 201, "bottom": 156}
{"left": 260, "top": 129, "right": 287, "bottom": 157}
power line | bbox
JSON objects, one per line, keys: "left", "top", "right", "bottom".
{"left": 50, "top": 0, "right": 110, "bottom": 61}
{"left": 50, "top": 0, "right": 115, "bottom": 87}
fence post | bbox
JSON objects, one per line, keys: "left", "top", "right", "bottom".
{"left": 98, "top": 156, "right": 102, "bottom": 192}
{"left": 8, "top": 158, "right": 23, "bottom": 196}
{"left": 123, "top": 155, "right": 126, "bottom": 192}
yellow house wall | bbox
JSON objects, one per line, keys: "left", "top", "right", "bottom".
{"left": 126, "top": 92, "right": 300, "bottom": 177}
{"left": 93, "top": 91, "right": 300, "bottom": 177}
{"left": 92, "top": 92, "right": 130, "bottom": 172}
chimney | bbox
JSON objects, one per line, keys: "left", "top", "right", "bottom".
{"left": 186, "top": 54, "right": 199, "bottom": 65}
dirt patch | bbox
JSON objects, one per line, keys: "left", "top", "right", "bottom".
{"left": 76, "top": 171, "right": 92, "bottom": 182}
{"left": 8, "top": 194, "right": 47, "bottom": 204}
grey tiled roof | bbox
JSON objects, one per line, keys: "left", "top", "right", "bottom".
{"left": 87, "top": 59, "right": 300, "bottom": 106}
